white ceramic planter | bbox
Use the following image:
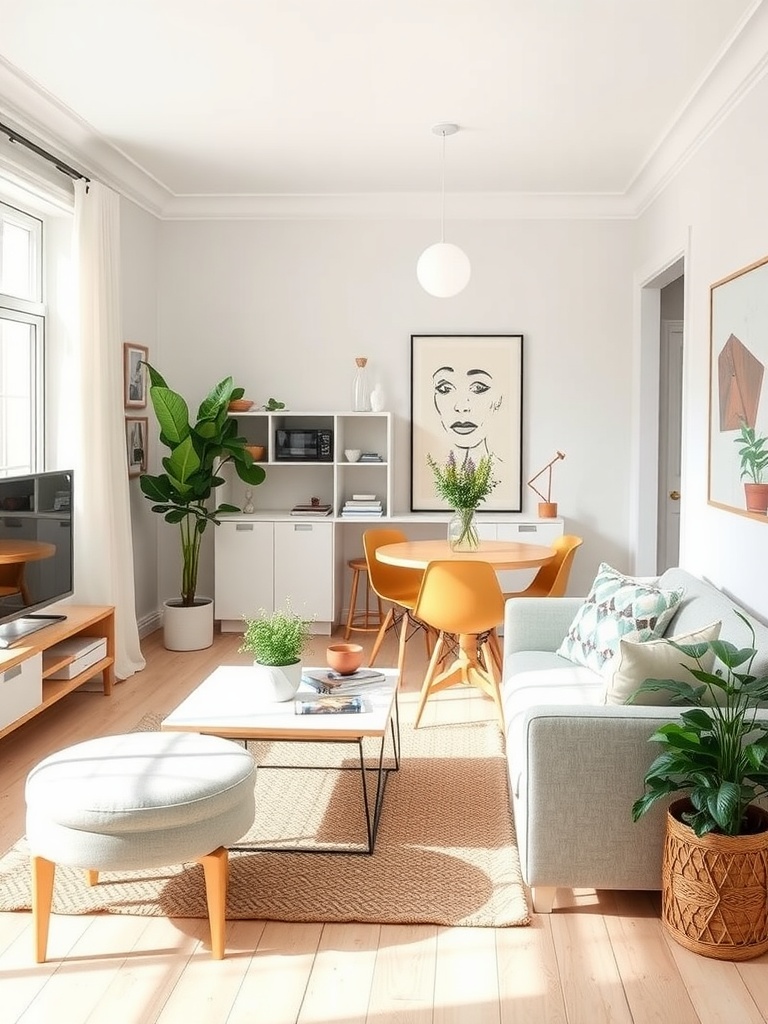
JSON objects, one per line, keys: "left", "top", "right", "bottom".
{"left": 163, "top": 598, "right": 214, "bottom": 651}
{"left": 253, "top": 660, "right": 302, "bottom": 702}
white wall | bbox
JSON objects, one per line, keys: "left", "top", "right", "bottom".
{"left": 635, "top": 73, "right": 768, "bottom": 620}
{"left": 151, "top": 216, "right": 635, "bottom": 602}
{"left": 120, "top": 197, "right": 160, "bottom": 626}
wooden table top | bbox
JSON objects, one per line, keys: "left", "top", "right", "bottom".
{"left": 0, "top": 540, "right": 56, "bottom": 564}
{"left": 375, "top": 538, "right": 555, "bottom": 570}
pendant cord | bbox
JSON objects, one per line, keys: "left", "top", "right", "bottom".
{"left": 440, "top": 130, "right": 446, "bottom": 244}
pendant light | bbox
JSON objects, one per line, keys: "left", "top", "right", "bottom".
{"left": 417, "top": 123, "right": 471, "bottom": 298}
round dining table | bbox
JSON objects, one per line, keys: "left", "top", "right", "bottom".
{"left": 375, "top": 537, "right": 555, "bottom": 571}
{"left": 375, "top": 537, "right": 555, "bottom": 726}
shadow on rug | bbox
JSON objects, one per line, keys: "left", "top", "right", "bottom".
{"left": 0, "top": 700, "right": 529, "bottom": 928}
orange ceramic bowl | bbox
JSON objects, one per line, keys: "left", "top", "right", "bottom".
{"left": 245, "top": 444, "right": 266, "bottom": 461}
{"left": 228, "top": 398, "right": 254, "bottom": 412}
{"left": 326, "top": 643, "right": 364, "bottom": 675}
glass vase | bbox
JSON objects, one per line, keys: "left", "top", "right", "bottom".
{"left": 448, "top": 507, "right": 480, "bottom": 551}
{"left": 352, "top": 356, "right": 371, "bottom": 412}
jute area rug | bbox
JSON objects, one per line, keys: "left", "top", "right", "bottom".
{"left": 0, "top": 695, "right": 529, "bottom": 928}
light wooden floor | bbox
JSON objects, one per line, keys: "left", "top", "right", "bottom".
{"left": 1, "top": 623, "right": 767, "bottom": 1024}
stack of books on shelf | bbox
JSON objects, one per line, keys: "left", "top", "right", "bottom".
{"left": 340, "top": 494, "right": 384, "bottom": 517}
{"left": 289, "top": 501, "right": 333, "bottom": 517}
{"left": 359, "top": 451, "right": 383, "bottom": 463}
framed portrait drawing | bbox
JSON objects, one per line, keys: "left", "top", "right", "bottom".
{"left": 708, "top": 255, "right": 768, "bottom": 521}
{"left": 410, "top": 334, "right": 524, "bottom": 512}
{"left": 124, "top": 342, "right": 148, "bottom": 408}
{"left": 125, "top": 417, "right": 148, "bottom": 478}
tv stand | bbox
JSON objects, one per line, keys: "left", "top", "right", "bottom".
{"left": 0, "top": 613, "right": 68, "bottom": 649}
{"left": 0, "top": 606, "right": 114, "bottom": 740}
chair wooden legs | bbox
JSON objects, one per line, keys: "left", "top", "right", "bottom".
{"left": 368, "top": 606, "right": 395, "bottom": 667}
{"left": 413, "top": 631, "right": 504, "bottom": 729}
{"left": 197, "top": 846, "right": 229, "bottom": 960}
{"left": 30, "top": 855, "right": 55, "bottom": 963}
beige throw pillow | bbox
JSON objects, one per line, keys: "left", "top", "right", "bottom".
{"left": 603, "top": 620, "right": 722, "bottom": 706}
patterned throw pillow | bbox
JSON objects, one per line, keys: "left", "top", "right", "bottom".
{"left": 556, "top": 563, "right": 684, "bottom": 674}
{"left": 603, "top": 620, "right": 722, "bottom": 705}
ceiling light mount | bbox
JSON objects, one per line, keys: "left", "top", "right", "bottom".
{"left": 417, "top": 122, "right": 470, "bottom": 298}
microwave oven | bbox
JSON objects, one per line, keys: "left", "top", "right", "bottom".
{"left": 275, "top": 428, "right": 333, "bottom": 461}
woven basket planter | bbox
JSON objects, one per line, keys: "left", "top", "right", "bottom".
{"left": 662, "top": 798, "right": 768, "bottom": 960}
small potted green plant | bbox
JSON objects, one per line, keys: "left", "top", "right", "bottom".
{"left": 734, "top": 421, "right": 768, "bottom": 513}
{"left": 631, "top": 613, "right": 768, "bottom": 959}
{"left": 239, "top": 600, "right": 313, "bottom": 701}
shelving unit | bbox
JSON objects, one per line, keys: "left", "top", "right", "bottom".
{"left": 0, "top": 605, "right": 115, "bottom": 740}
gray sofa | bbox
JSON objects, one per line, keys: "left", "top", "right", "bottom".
{"left": 500, "top": 567, "right": 768, "bottom": 913}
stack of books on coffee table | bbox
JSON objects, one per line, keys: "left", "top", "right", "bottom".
{"left": 340, "top": 494, "right": 383, "bottom": 517}
{"left": 302, "top": 667, "right": 387, "bottom": 694}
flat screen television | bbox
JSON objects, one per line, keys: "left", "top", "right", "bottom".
{"left": 0, "top": 470, "right": 74, "bottom": 648}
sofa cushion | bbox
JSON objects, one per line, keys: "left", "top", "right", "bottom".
{"left": 603, "top": 620, "right": 722, "bottom": 705}
{"left": 556, "top": 562, "right": 684, "bottom": 674}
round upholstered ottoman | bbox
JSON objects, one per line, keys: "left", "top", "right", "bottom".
{"left": 25, "top": 731, "right": 256, "bottom": 962}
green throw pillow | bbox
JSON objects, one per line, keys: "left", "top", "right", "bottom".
{"left": 556, "top": 562, "right": 684, "bottom": 674}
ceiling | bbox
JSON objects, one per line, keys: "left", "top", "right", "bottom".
{"left": 0, "top": 0, "right": 764, "bottom": 218}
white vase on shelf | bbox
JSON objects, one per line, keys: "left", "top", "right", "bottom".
{"left": 370, "top": 382, "right": 386, "bottom": 412}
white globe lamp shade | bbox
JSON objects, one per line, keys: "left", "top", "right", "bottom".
{"left": 417, "top": 242, "right": 471, "bottom": 298}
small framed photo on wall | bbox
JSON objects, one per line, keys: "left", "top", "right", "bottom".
{"left": 124, "top": 342, "right": 149, "bottom": 408}
{"left": 126, "top": 417, "right": 148, "bottom": 478}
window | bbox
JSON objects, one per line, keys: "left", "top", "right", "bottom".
{"left": 0, "top": 201, "right": 44, "bottom": 477}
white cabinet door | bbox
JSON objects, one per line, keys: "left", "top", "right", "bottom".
{"left": 215, "top": 521, "right": 274, "bottom": 627}
{"left": 274, "top": 521, "right": 334, "bottom": 624}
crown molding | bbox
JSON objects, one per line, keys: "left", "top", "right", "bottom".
{"left": 627, "top": 0, "right": 768, "bottom": 214}
{"left": 0, "top": 7, "right": 767, "bottom": 223}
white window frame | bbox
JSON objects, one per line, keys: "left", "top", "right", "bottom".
{"left": 0, "top": 199, "right": 46, "bottom": 473}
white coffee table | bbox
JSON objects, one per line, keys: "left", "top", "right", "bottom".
{"left": 161, "top": 665, "right": 400, "bottom": 854}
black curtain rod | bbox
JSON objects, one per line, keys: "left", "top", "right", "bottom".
{"left": 0, "top": 120, "right": 89, "bottom": 182}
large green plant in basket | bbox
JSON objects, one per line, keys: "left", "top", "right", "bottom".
{"left": 631, "top": 612, "right": 768, "bottom": 837}
{"left": 139, "top": 362, "right": 266, "bottom": 606}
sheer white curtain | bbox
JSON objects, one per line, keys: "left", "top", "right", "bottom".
{"left": 71, "top": 179, "right": 145, "bottom": 678}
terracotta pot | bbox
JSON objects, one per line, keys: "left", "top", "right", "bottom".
{"left": 744, "top": 483, "right": 768, "bottom": 514}
{"left": 245, "top": 444, "right": 266, "bottom": 461}
{"left": 326, "top": 643, "right": 363, "bottom": 675}
{"left": 538, "top": 502, "right": 558, "bottom": 518}
{"left": 662, "top": 798, "right": 768, "bottom": 960}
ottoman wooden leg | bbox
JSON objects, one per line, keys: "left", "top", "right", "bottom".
{"left": 30, "top": 855, "right": 56, "bottom": 963}
{"left": 198, "top": 847, "right": 229, "bottom": 959}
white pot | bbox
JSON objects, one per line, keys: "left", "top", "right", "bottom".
{"left": 253, "top": 660, "right": 302, "bottom": 702}
{"left": 163, "top": 598, "right": 214, "bottom": 651}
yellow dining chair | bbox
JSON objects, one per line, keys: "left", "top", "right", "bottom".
{"left": 363, "top": 528, "right": 435, "bottom": 684}
{"left": 503, "top": 534, "right": 583, "bottom": 600}
{"left": 412, "top": 560, "right": 506, "bottom": 728}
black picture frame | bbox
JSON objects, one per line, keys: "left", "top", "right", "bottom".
{"left": 410, "top": 334, "right": 524, "bottom": 512}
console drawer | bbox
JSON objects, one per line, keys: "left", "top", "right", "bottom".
{"left": 0, "top": 652, "right": 42, "bottom": 731}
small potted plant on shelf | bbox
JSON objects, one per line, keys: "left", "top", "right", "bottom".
{"left": 239, "top": 600, "right": 313, "bottom": 701}
{"left": 630, "top": 612, "right": 768, "bottom": 960}
{"left": 734, "top": 421, "right": 768, "bottom": 514}
{"left": 139, "top": 362, "right": 266, "bottom": 651}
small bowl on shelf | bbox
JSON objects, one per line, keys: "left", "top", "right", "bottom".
{"left": 344, "top": 449, "right": 362, "bottom": 463}
{"left": 228, "top": 398, "right": 254, "bottom": 412}
{"left": 326, "top": 643, "right": 364, "bottom": 675}
{"left": 245, "top": 444, "right": 266, "bottom": 461}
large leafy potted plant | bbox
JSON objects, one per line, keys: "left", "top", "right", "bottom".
{"left": 631, "top": 613, "right": 768, "bottom": 960}
{"left": 239, "top": 600, "right": 313, "bottom": 701}
{"left": 734, "top": 421, "right": 768, "bottom": 514}
{"left": 140, "top": 362, "right": 266, "bottom": 651}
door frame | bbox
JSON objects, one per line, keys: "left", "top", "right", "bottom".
{"left": 631, "top": 244, "right": 688, "bottom": 574}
